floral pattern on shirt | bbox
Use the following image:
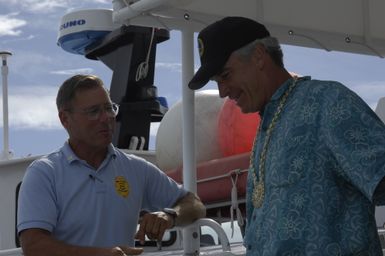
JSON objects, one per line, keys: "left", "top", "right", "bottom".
{"left": 244, "top": 77, "right": 385, "bottom": 256}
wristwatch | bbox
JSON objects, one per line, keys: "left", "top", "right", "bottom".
{"left": 163, "top": 208, "right": 178, "bottom": 227}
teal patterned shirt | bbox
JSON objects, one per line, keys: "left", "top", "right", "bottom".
{"left": 245, "top": 76, "right": 385, "bottom": 255}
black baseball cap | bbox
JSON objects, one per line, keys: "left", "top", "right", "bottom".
{"left": 188, "top": 17, "right": 270, "bottom": 90}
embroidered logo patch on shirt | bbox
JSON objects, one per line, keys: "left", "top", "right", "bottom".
{"left": 115, "top": 176, "right": 130, "bottom": 198}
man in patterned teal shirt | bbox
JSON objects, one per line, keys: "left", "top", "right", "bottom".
{"left": 189, "top": 16, "right": 385, "bottom": 255}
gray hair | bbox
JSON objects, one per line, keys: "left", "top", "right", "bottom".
{"left": 56, "top": 74, "right": 105, "bottom": 111}
{"left": 234, "top": 36, "right": 284, "bottom": 68}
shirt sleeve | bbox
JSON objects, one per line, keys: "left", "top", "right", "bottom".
{"left": 320, "top": 82, "right": 385, "bottom": 203}
{"left": 140, "top": 160, "right": 188, "bottom": 211}
{"left": 17, "top": 159, "right": 58, "bottom": 234}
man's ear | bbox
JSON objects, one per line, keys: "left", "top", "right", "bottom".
{"left": 253, "top": 44, "right": 266, "bottom": 69}
{"left": 59, "top": 110, "right": 69, "bottom": 129}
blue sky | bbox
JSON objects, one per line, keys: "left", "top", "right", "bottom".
{"left": 1, "top": 0, "right": 385, "bottom": 158}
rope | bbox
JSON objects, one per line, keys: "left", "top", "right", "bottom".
{"left": 135, "top": 27, "right": 155, "bottom": 82}
{"left": 230, "top": 169, "right": 244, "bottom": 238}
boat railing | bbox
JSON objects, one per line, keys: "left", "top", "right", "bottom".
{"left": 182, "top": 218, "right": 231, "bottom": 252}
{"left": 0, "top": 218, "right": 235, "bottom": 256}
{"left": 145, "top": 217, "right": 241, "bottom": 255}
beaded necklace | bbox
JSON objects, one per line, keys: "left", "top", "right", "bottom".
{"left": 250, "top": 77, "right": 298, "bottom": 208}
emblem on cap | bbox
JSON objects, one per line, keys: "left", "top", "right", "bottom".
{"left": 198, "top": 38, "right": 204, "bottom": 57}
{"left": 115, "top": 176, "right": 130, "bottom": 198}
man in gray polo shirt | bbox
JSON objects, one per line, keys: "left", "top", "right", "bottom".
{"left": 17, "top": 74, "right": 206, "bottom": 256}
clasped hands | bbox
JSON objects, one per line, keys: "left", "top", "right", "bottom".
{"left": 135, "top": 211, "right": 174, "bottom": 243}
{"left": 113, "top": 211, "right": 174, "bottom": 255}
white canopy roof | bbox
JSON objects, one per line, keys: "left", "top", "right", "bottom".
{"left": 113, "top": 0, "right": 385, "bottom": 57}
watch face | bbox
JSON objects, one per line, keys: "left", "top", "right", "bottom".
{"left": 163, "top": 208, "right": 177, "bottom": 228}
{"left": 163, "top": 208, "right": 177, "bottom": 216}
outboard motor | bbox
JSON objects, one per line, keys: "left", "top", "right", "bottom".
{"left": 57, "top": 9, "right": 169, "bottom": 150}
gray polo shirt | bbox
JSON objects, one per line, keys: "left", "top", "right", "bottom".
{"left": 17, "top": 142, "right": 186, "bottom": 247}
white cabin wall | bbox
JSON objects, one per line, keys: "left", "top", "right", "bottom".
{"left": 0, "top": 157, "right": 37, "bottom": 249}
{"left": 375, "top": 97, "right": 385, "bottom": 124}
{"left": 375, "top": 97, "right": 385, "bottom": 227}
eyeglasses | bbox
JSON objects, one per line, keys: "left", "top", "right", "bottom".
{"left": 65, "top": 102, "right": 119, "bottom": 121}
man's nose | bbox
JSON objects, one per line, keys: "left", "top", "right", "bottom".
{"left": 217, "top": 82, "right": 229, "bottom": 98}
